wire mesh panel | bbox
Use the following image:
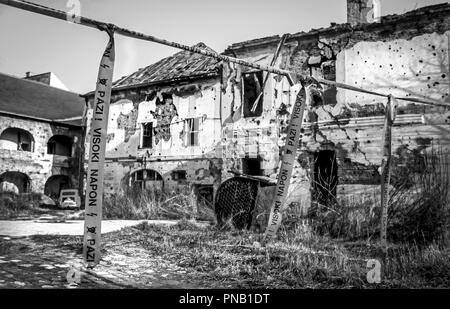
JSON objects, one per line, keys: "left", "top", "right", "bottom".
{"left": 214, "top": 177, "right": 259, "bottom": 230}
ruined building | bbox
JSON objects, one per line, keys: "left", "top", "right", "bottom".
{"left": 84, "top": 43, "right": 223, "bottom": 203}
{"left": 84, "top": 1, "right": 450, "bottom": 215}
{"left": 221, "top": 1, "right": 450, "bottom": 215}
{"left": 0, "top": 72, "right": 86, "bottom": 200}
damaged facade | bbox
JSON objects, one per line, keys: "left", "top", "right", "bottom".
{"left": 84, "top": 1, "right": 450, "bottom": 217}
{"left": 0, "top": 72, "right": 86, "bottom": 200}
{"left": 85, "top": 43, "right": 223, "bottom": 204}
{"left": 221, "top": 1, "right": 450, "bottom": 216}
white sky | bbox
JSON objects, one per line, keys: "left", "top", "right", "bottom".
{"left": 0, "top": 0, "right": 446, "bottom": 93}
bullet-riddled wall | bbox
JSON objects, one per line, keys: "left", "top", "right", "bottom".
{"left": 85, "top": 78, "right": 223, "bottom": 195}
{"left": 223, "top": 4, "right": 450, "bottom": 215}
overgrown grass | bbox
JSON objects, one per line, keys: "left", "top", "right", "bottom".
{"left": 117, "top": 220, "right": 449, "bottom": 288}
{"left": 310, "top": 149, "right": 450, "bottom": 246}
{"left": 0, "top": 193, "right": 49, "bottom": 219}
{"left": 103, "top": 187, "right": 215, "bottom": 222}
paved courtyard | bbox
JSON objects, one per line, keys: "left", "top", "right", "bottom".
{"left": 0, "top": 220, "right": 203, "bottom": 289}
{"left": 0, "top": 219, "right": 178, "bottom": 237}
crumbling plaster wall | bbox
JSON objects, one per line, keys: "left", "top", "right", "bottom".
{"left": 0, "top": 115, "right": 82, "bottom": 194}
{"left": 85, "top": 78, "right": 223, "bottom": 195}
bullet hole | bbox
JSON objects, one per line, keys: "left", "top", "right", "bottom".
{"left": 442, "top": 74, "right": 447, "bottom": 79}
{"left": 433, "top": 53, "right": 437, "bottom": 56}
{"left": 416, "top": 74, "right": 419, "bottom": 77}
{"left": 379, "top": 65, "right": 383, "bottom": 68}
{"left": 367, "top": 140, "right": 371, "bottom": 144}
{"left": 427, "top": 77, "right": 431, "bottom": 80}
{"left": 427, "top": 84, "right": 431, "bottom": 89}
{"left": 432, "top": 45, "right": 436, "bottom": 50}
{"left": 419, "top": 60, "right": 423, "bottom": 63}
{"left": 433, "top": 82, "right": 440, "bottom": 86}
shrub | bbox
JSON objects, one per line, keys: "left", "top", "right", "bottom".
{"left": 310, "top": 148, "right": 449, "bottom": 246}
{"left": 103, "top": 187, "right": 215, "bottom": 221}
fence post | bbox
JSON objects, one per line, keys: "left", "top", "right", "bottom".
{"left": 380, "top": 95, "right": 398, "bottom": 251}
{"left": 264, "top": 77, "right": 323, "bottom": 241}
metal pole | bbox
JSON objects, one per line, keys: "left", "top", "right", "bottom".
{"left": 380, "top": 95, "right": 397, "bottom": 251}
{"left": 1, "top": 0, "right": 449, "bottom": 108}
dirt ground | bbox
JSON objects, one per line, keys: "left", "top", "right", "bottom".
{"left": 0, "top": 220, "right": 449, "bottom": 289}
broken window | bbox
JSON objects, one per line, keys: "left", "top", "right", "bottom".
{"left": 0, "top": 128, "right": 34, "bottom": 152}
{"left": 47, "top": 135, "right": 72, "bottom": 156}
{"left": 242, "top": 157, "right": 263, "bottom": 176}
{"left": 313, "top": 150, "right": 338, "bottom": 207}
{"left": 141, "top": 122, "right": 153, "bottom": 148}
{"left": 242, "top": 71, "right": 264, "bottom": 118}
{"left": 171, "top": 170, "right": 187, "bottom": 181}
{"left": 186, "top": 118, "right": 200, "bottom": 147}
{"left": 129, "top": 169, "right": 163, "bottom": 190}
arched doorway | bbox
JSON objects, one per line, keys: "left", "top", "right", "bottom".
{"left": 0, "top": 171, "right": 31, "bottom": 193}
{"left": 0, "top": 128, "right": 34, "bottom": 152}
{"left": 44, "top": 175, "right": 72, "bottom": 200}
{"left": 47, "top": 135, "right": 73, "bottom": 156}
{"left": 129, "top": 169, "right": 163, "bottom": 191}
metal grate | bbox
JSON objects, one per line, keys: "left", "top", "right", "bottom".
{"left": 214, "top": 177, "right": 259, "bottom": 230}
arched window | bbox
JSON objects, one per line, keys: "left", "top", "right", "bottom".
{"left": 129, "top": 169, "right": 163, "bottom": 190}
{"left": 0, "top": 128, "right": 34, "bottom": 152}
{"left": 0, "top": 171, "right": 31, "bottom": 193}
{"left": 47, "top": 135, "right": 73, "bottom": 156}
{"left": 44, "top": 175, "right": 72, "bottom": 200}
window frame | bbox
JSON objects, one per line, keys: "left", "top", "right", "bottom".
{"left": 185, "top": 117, "right": 201, "bottom": 147}
{"left": 140, "top": 122, "right": 153, "bottom": 149}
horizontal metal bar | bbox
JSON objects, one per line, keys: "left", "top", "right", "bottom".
{"left": 1, "top": 0, "right": 449, "bottom": 108}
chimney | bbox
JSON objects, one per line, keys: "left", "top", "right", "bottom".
{"left": 25, "top": 71, "right": 31, "bottom": 78}
{"left": 347, "top": 0, "right": 381, "bottom": 26}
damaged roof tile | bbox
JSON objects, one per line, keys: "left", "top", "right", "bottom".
{"left": 112, "top": 42, "right": 221, "bottom": 90}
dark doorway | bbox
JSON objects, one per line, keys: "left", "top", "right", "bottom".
{"left": 44, "top": 175, "right": 72, "bottom": 200}
{"left": 47, "top": 135, "right": 72, "bottom": 156}
{"left": 313, "top": 150, "right": 338, "bottom": 206}
{"left": 196, "top": 185, "right": 214, "bottom": 208}
{"left": 0, "top": 171, "right": 31, "bottom": 193}
{"left": 242, "top": 157, "right": 263, "bottom": 176}
{"left": 242, "top": 71, "right": 264, "bottom": 118}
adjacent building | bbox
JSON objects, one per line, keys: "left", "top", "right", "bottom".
{"left": 0, "top": 72, "right": 86, "bottom": 200}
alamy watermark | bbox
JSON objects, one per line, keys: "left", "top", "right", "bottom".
{"left": 66, "top": 0, "right": 81, "bottom": 24}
